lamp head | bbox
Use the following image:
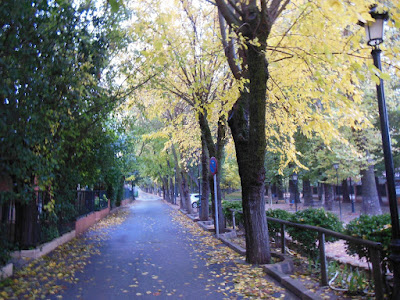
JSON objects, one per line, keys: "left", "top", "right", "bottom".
{"left": 360, "top": 5, "right": 389, "bottom": 47}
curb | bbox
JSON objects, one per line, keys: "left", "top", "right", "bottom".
{"left": 3, "top": 199, "right": 135, "bottom": 280}
{"left": 197, "top": 220, "right": 214, "bottom": 232}
{"left": 263, "top": 266, "right": 321, "bottom": 300}
{"left": 11, "top": 230, "right": 76, "bottom": 260}
{"left": 0, "top": 263, "right": 13, "bottom": 280}
{"left": 219, "top": 233, "right": 246, "bottom": 256}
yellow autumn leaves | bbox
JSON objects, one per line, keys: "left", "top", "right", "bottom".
{"left": 172, "top": 210, "right": 286, "bottom": 299}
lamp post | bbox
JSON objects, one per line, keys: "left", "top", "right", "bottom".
{"left": 292, "top": 173, "right": 298, "bottom": 212}
{"left": 333, "top": 163, "right": 341, "bottom": 221}
{"left": 361, "top": 6, "right": 400, "bottom": 298}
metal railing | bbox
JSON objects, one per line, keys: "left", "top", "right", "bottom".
{"left": 229, "top": 209, "right": 385, "bottom": 300}
{"left": 0, "top": 190, "right": 109, "bottom": 249}
{"left": 76, "top": 190, "right": 108, "bottom": 216}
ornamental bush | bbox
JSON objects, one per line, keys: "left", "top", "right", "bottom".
{"left": 344, "top": 214, "right": 392, "bottom": 271}
{"left": 287, "top": 208, "right": 343, "bottom": 259}
{"left": 265, "top": 209, "right": 293, "bottom": 238}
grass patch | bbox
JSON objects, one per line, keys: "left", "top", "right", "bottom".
{"left": 223, "top": 191, "right": 242, "bottom": 201}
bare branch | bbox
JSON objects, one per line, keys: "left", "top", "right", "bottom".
{"left": 218, "top": 10, "right": 242, "bottom": 79}
{"left": 203, "top": 0, "right": 217, "bottom": 5}
{"left": 227, "top": 0, "right": 243, "bottom": 17}
{"left": 269, "top": 7, "right": 309, "bottom": 56}
{"left": 112, "top": 72, "right": 159, "bottom": 101}
{"left": 215, "top": 0, "right": 241, "bottom": 28}
{"left": 275, "top": 0, "right": 291, "bottom": 20}
{"left": 269, "top": 0, "right": 290, "bottom": 24}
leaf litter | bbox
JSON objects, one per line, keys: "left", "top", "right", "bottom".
{"left": 170, "top": 210, "right": 287, "bottom": 299}
{"left": 2, "top": 204, "right": 288, "bottom": 300}
{"left": 0, "top": 208, "right": 129, "bottom": 299}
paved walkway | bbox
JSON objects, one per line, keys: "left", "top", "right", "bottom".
{"left": 50, "top": 192, "right": 296, "bottom": 299}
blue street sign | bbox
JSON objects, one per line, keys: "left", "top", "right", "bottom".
{"left": 210, "top": 157, "right": 218, "bottom": 175}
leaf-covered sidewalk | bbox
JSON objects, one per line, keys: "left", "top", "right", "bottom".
{"left": 0, "top": 194, "right": 296, "bottom": 299}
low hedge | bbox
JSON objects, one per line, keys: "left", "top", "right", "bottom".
{"left": 265, "top": 209, "right": 292, "bottom": 238}
{"left": 344, "top": 214, "right": 392, "bottom": 271}
{"left": 287, "top": 208, "right": 343, "bottom": 260}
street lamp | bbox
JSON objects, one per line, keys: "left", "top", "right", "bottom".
{"left": 292, "top": 172, "right": 298, "bottom": 212}
{"left": 333, "top": 163, "right": 341, "bottom": 221}
{"left": 360, "top": 6, "right": 400, "bottom": 298}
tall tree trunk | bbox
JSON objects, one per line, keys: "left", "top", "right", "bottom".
{"left": 200, "top": 138, "right": 210, "bottom": 221}
{"left": 276, "top": 179, "right": 284, "bottom": 201}
{"left": 375, "top": 176, "right": 383, "bottom": 205}
{"left": 267, "top": 183, "right": 272, "bottom": 207}
{"left": 228, "top": 60, "right": 270, "bottom": 263}
{"left": 181, "top": 172, "right": 192, "bottom": 214}
{"left": 170, "top": 177, "right": 176, "bottom": 206}
{"left": 163, "top": 177, "right": 170, "bottom": 202}
{"left": 170, "top": 145, "right": 185, "bottom": 209}
{"left": 342, "top": 179, "right": 350, "bottom": 203}
{"left": 318, "top": 183, "right": 324, "bottom": 204}
{"left": 323, "top": 183, "right": 334, "bottom": 211}
{"left": 217, "top": 1, "right": 276, "bottom": 264}
{"left": 303, "top": 179, "right": 312, "bottom": 206}
{"left": 198, "top": 111, "right": 226, "bottom": 231}
{"left": 361, "top": 165, "right": 382, "bottom": 215}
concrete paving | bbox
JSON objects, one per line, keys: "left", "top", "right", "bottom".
{"left": 55, "top": 192, "right": 297, "bottom": 300}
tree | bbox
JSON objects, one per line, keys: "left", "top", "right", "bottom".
{"left": 213, "top": 0, "right": 400, "bottom": 263}
{"left": 126, "top": 0, "right": 236, "bottom": 227}
{"left": 215, "top": 0, "right": 285, "bottom": 264}
{"left": 0, "top": 0, "right": 130, "bottom": 247}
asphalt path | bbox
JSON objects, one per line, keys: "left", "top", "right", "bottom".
{"left": 58, "top": 192, "right": 242, "bottom": 299}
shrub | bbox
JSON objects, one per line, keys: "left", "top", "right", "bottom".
{"left": 0, "top": 225, "right": 12, "bottom": 266}
{"left": 222, "top": 201, "right": 243, "bottom": 227}
{"left": 40, "top": 211, "right": 60, "bottom": 243}
{"left": 265, "top": 209, "right": 293, "bottom": 238}
{"left": 344, "top": 214, "right": 392, "bottom": 271}
{"left": 287, "top": 208, "right": 343, "bottom": 259}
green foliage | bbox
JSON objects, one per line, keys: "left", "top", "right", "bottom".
{"left": 221, "top": 159, "right": 240, "bottom": 190}
{"left": 0, "top": 0, "right": 133, "bottom": 249}
{"left": 115, "top": 180, "right": 124, "bottom": 207}
{"left": 223, "top": 191, "right": 242, "bottom": 201}
{"left": 0, "top": 225, "right": 12, "bottom": 266}
{"left": 265, "top": 209, "right": 292, "bottom": 237}
{"left": 287, "top": 208, "right": 343, "bottom": 259}
{"left": 344, "top": 214, "right": 392, "bottom": 271}
{"left": 40, "top": 211, "right": 60, "bottom": 244}
{"left": 54, "top": 191, "right": 78, "bottom": 234}
{"left": 222, "top": 201, "right": 243, "bottom": 226}
{"left": 328, "top": 261, "right": 373, "bottom": 296}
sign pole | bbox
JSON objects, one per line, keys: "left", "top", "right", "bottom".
{"left": 213, "top": 173, "right": 219, "bottom": 238}
{"left": 209, "top": 157, "right": 219, "bottom": 238}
